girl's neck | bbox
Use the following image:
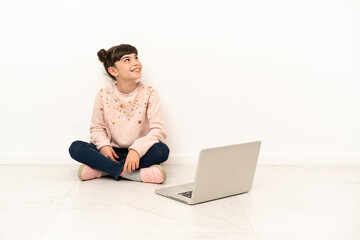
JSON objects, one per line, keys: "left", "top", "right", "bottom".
{"left": 115, "top": 80, "right": 139, "bottom": 94}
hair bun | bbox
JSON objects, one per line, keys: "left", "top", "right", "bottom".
{"left": 97, "top": 49, "right": 107, "bottom": 62}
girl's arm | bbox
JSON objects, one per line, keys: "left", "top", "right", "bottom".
{"left": 90, "top": 91, "right": 112, "bottom": 150}
{"left": 129, "top": 89, "right": 167, "bottom": 158}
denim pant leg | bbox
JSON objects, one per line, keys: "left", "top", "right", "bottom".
{"left": 139, "top": 142, "right": 170, "bottom": 169}
{"left": 69, "top": 140, "right": 124, "bottom": 180}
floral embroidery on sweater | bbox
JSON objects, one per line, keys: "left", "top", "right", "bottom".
{"left": 98, "top": 84, "right": 153, "bottom": 127}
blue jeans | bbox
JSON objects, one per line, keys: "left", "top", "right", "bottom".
{"left": 69, "top": 140, "right": 170, "bottom": 180}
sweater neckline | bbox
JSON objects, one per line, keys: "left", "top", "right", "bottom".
{"left": 113, "top": 82, "right": 142, "bottom": 98}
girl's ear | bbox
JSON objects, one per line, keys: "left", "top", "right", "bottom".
{"left": 108, "top": 67, "right": 117, "bottom": 77}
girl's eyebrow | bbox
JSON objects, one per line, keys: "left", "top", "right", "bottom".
{"left": 120, "top": 55, "right": 138, "bottom": 61}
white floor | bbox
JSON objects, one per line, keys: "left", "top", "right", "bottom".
{"left": 0, "top": 164, "right": 359, "bottom": 240}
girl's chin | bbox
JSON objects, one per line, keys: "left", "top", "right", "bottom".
{"left": 125, "top": 73, "right": 142, "bottom": 79}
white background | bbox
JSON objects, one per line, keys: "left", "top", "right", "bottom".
{"left": 0, "top": 0, "right": 359, "bottom": 164}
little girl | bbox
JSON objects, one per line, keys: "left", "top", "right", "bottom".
{"left": 69, "top": 44, "right": 170, "bottom": 184}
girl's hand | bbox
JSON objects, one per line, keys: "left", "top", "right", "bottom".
{"left": 122, "top": 149, "right": 140, "bottom": 175}
{"left": 100, "top": 146, "right": 119, "bottom": 162}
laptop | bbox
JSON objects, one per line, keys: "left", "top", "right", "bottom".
{"left": 155, "top": 141, "right": 261, "bottom": 205}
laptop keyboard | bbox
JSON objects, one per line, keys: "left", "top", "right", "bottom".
{"left": 178, "top": 191, "right": 193, "bottom": 198}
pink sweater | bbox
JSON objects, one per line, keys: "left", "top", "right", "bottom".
{"left": 89, "top": 82, "right": 167, "bottom": 158}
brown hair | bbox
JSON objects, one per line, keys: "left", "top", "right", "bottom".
{"left": 97, "top": 44, "right": 138, "bottom": 80}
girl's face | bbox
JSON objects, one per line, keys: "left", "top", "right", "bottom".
{"left": 108, "top": 53, "right": 142, "bottom": 81}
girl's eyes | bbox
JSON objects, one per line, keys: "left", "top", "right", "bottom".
{"left": 124, "top": 57, "right": 139, "bottom": 62}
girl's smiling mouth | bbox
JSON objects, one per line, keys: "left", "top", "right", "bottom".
{"left": 131, "top": 68, "right": 141, "bottom": 72}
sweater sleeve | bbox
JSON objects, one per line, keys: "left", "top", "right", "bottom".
{"left": 89, "top": 91, "right": 112, "bottom": 150}
{"left": 129, "top": 89, "right": 167, "bottom": 158}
